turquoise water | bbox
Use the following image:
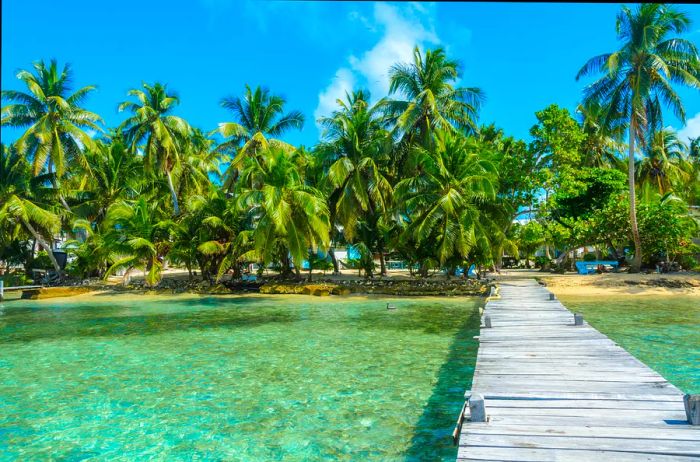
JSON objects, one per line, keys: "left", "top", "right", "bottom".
{"left": 559, "top": 294, "right": 700, "bottom": 394}
{"left": 0, "top": 294, "right": 481, "bottom": 461}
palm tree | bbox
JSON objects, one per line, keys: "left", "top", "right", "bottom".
{"left": 385, "top": 46, "right": 484, "bottom": 146}
{"left": 118, "top": 82, "right": 191, "bottom": 215}
{"left": 394, "top": 130, "right": 498, "bottom": 271}
{"left": 1, "top": 59, "right": 102, "bottom": 211}
{"left": 317, "top": 90, "right": 393, "bottom": 274}
{"left": 213, "top": 85, "right": 304, "bottom": 190}
{"left": 238, "top": 147, "right": 329, "bottom": 279}
{"left": 576, "top": 100, "right": 626, "bottom": 168}
{"left": 103, "top": 198, "right": 174, "bottom": 287}
{"left": 0, "top": 144, "right": 62, "bottom": 273}
{"left": 576, "top": 3, "right": 700, "bottom": 271}
{"left": 637, "top": 127, "right": 689, "bottom": 200}
{"left": 173, "top": 128, "right": 221, "bottom": 199}
{"left": 72, "top": 133, "right": 141, "bottom": 225}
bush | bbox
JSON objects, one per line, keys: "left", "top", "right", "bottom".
{"left": 583, "top": 252, "right": 597, "bottom": 261}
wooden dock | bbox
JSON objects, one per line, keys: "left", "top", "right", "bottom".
{"left": 456, "top": 278, "right": 699, "bottom": 461}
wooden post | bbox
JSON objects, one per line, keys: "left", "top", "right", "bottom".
{"left": 574, "top": 313, "right": 584, "bottom": 326}
{"left": 549, "top": 293, "right": 555, "bottom": 300}
{"left": 469, "top": 393, "right": 486, "bottom": 422}
{"left": 685, "top": 394, "right": 700, "bottom": 425}
{"left": 484, "top": 315, "right": 492, "bottom": 328}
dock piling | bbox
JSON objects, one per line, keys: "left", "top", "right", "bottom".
{"left": 483, "top": 315, "right": 492, "bottom": 328}
{"left": 468, "top": 393, "right": 486, "bottom": 422}
{"left": 685, "top": 394, "right": 700, "bottom": 425}
{"left": 574, "top": 312, "right": 584, "bottom": 326}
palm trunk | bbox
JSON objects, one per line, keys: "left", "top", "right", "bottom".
{"left": 22, "top": 219, "right": 61, "bottom": 274}
{"left": 166, "top": 169, "right": 180, "bottom": 216}
{"left": 379, "top": 250, "right": 387, "bottom": 277}
{"left": 329, "top": 248, "right": 340, "bottom": 275}
{"left": 628, "top": 121, "right": 643, "bottom": 272}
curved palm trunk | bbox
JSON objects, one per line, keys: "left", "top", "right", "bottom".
{"left": 628, "top": 121, "right": 643, "bottom": 273}
{"left": 166, "top": 169, "right": 180, "bottom": 216}
{"left": 22, "top": 219, "right": 61, "bottom": 274}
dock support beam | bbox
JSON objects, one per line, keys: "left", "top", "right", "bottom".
{"left": 548, "top": 293, "right": 556, "bottom": 300}
{"left": 484, "top": 315, "right": 492, "bottom": 328}
{"left": 685, "top": 394, "right": 700, "bottom": 425}
{"left": 574, "top": 313, "right": 584, "bottom": 326}
{"left": 469, "top": 393, "right": 487, "bottom": 422}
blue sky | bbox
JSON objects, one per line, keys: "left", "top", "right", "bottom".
{"left": 3, "top": 1, "right": 700, "bottom": 147}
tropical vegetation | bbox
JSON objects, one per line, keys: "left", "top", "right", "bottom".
{"left": 2, "top": 4, "right": 699, "bottom": 286}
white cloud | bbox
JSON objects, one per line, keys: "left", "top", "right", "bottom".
{"left": 314, "top": 3, "right": 440, "bottom": 122}
{"left": 314, "top": 68, "right": 356, "bottom": 127}
{"left": 678, "top": 112, "right": 700, "bottom": 142}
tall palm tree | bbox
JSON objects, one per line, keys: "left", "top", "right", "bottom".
{"left": 238, "top": 147, "right": 329, "bottom": 278}
{"left": 118, "top": 82, "right": 191, "bottom": 215}
{"left": 317, "top": 90, "right": 393, "bottom": 273}
{"left": 576, "top": 3, "right": 700, "bottom": 271}
{"left": 395, "top": 130, "right": 498, "bottom": 268}
{"left": 0, "top": 144, "right": 62, "bottom": 273}
{"left": 1, "top": 59, "right": 102, "bottom": 211}
{"left": 213, "top": 85, "right": 304, "bottom": 190}
{"left": 385, "top": 47, "right": 484, "bottom": 146}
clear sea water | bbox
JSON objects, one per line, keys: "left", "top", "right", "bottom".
{"left": 0, "top": 294, "right": 481, "bottom": 461}
{"left": 558, "top": 294, "right": 700, "bottom": 394}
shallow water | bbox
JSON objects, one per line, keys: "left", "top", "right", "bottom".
{"left": 0, "top": 294, "right": 480, "bottom": 461}
{"left": 558, "top": 294, "right": 700, "bottom": 394}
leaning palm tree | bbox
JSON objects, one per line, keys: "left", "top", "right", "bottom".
{"left": 576, "top": 3, "right": 700, "bottom": 271}
{"left": 0, "top": 144, "right": 62, "bottom": 273}
{"left": 238, "top": 147, "right": 329, "bottom": 278}
{"left": 1, "top": 59, "right": 102, "bottom": 210}
{"left": 212, "top": 85, "right": 304, "bottom": 190}
{"left": 385, "top": 46, "right": 484, "bottom": 145}
{"left": 118, "top": 82, "right": 191, "bottom": 215}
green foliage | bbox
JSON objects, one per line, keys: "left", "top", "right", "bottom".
{"left": 2, "top": 32, "right": 698, "bottom": 281}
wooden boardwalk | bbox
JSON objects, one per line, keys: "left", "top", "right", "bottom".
{"left": 457, "top": 278, "right": 699, "bottom": 461}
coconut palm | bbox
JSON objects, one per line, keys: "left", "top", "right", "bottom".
{"left": 395, "top": 130, "right": 498, "bottom": 268}
{"left": 173, "top": 128, "right": 220, "bottom": 199}
{"left": 317, "top": 90, "right": 393, "bottom": 272}
{"left": 238, "top": 147, "right": 329, "bottom": 278}
{"left": 576, "top": 100, "right": 626, "bottom": 168}
{"left": 0, "top": 144, "right": 62, "bottom": 273}
{"left": 103, "top": 198, "right": 175, "bottom": 287}
{"left": 637, "top": 127, "right": 689, "bottom": 200}
{"left": 576, "top": 3, "right": 700, "bottom": 271}
{"left": 118, "top": 82, "right": 191, "bottom": 215}
{"left": 71, "top": 133, "right": 141, "bottom": 225}
{"left": 213, "top": 85, "right": 304, "bottom": 190}
{"left": 1, "top": 59, "right": 102, "bottom": 211}
{"left": 385, "top": 46, "right": 484, "bottom": 145}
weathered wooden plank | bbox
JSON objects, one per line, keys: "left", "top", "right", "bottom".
{"left": 457, "top": 446, "right": 699, "bottom": 462}
{"left": 461, "top": 433, "right": 700, "bottom": 456}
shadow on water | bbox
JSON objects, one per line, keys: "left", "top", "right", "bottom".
{"left": 403, "top": 308, "right": 481, "bottom": 461}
